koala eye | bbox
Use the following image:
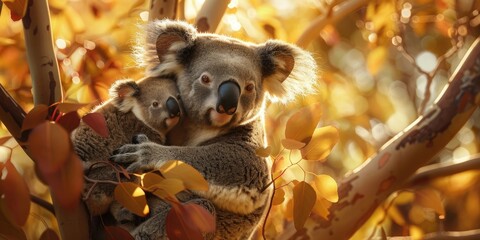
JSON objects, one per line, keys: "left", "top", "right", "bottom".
{"left": 201, "top": 74, "right": 211, "bottom": 84}
{"left": 152, "top": 101, "right": 159, "bottom": 107}
{"left": 245, "top": 83, "right": 255, "bottom": 92}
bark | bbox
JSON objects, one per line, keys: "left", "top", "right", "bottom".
{"left": 281, "top": 37, "right": 480, "bottom": 239}
{"left": 0, "top": 1, "right": 91, "bottom": 239}
{"left": 194, "top": 0, "right": 229, "bottom": 33}
{"left": 148, "top": 0, "right": 177, "bottom": 21}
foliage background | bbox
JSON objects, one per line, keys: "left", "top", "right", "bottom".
{"left": 0, "top": 0, "right": 479, "bottom": 239}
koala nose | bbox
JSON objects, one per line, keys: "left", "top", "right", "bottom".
{"left": 216, "top": 81, "right": 240, "bottom": 115}
{"left": 166, "top": 97, "right": 181, "bottom": 118}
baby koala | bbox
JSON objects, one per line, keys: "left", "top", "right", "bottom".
{"left": 71, "top": 76, "right": 181, "bottom": 216}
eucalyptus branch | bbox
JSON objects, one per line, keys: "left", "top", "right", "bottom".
{"left": 31, "top": 194, "right": 55, "bottom": 215}
{"left": 148, "top": 0, "right": 178, "bottom": 21}
{"left": 407, "top": 154, "right": 480, "bottom": 186}
{"left": 194, "top": 0, "right": 229, "bottom": 33}
{"left": 423, "top": 229, "right": 480, "bottom": 240}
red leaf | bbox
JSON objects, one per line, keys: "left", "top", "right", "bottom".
{"left": 39, "top": 228, "right": 60, "bottom": 240}
{"left": 3, "top": 0, "right": 28, "bottom": 21}
{"left": 22, "top": 105, "right": 49, "bottom": 132}
{"left": 48, "top": 154, "right": 84, "bottom": 210}
{"left": 57, "top": 111, "right": 81, "bottom": 133}
{"left": 82, "top": 112, "right": 109, "bottom": 138}
{"left": 104, "top": 226, "right": 134, "bottom": 240}
{"left": 0, "top": 161, "right": 31, "bottom": 226}
{"left": 0, "top": 211, "right": 27, "bottom": 240}
{"left": 28, "top": 121, "right": 71, "bottom": 176}
{"left": 166, "top": 202, "right": 215, "bottom": 240}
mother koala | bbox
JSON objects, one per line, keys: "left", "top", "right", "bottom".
{"left": 111, "top": 20, "right": 317, "bottom": 239}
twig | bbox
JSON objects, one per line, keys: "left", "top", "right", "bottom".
{"left": 296, "top": 0, "right": 368, "bottom": 48}
{"left": 31, "top": 194, "right": 55, "bottom": 215}
{"left": 407, "top": 154, "right": 480, "bottom": 186}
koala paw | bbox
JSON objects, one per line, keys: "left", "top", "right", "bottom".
{"left": 132, "top": 134, "right": 150, "bottom": 144}
{"left": 110, "top": 142, "right": 163, "bottom": 173}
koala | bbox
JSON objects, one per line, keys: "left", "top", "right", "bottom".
{"left": 71, "top": 76, "right": 181, "bottom": 216}
{"left": 111, "top": 20, "right": 317, "bottom": 239}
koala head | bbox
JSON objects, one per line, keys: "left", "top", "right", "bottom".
{"left": 136, "top": 20, "right": 317, "bottom": 129}
{"left": 109, "top": 77, "right": 182, "bottom": 134}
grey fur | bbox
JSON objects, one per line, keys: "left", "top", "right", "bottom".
{"left": 112, "top": 20, "right": 318, "bottom": 239}
{"left": 72, "top": 77, "right": 180, "bottom": 216}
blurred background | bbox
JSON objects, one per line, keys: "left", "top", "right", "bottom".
{"left": 0, "top": 0, "right": 479, "bottom": 239}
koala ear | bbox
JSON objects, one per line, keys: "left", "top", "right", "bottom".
{"left": 134, "top": 20, "right": 197, "bottom": 77}
{"left": 109, "top": 79, "right": 140, "bottom": 112}
{"left": 258, "top": 40, "right": 318, "bottom": 103}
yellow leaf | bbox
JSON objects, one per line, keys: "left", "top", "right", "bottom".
{"left": 293, "top": 181, "right": 316, "bottom": 230}
{"left": 388, "top": 206, "right": 406, "bottom": 226}
{"left": 285, "top": 103, "right": 322, "bottom": 144}
{"left": 255, "top": 146, "right": 272, "bottom": 157}
{"left": 114, "top": 182, "right": 149, "bottom": 217}
{"left": 160, "top": 160, "right": 208, "bottom": 192}
{"left": 311, "top": 198, "right": 332, "bottom": 220}
{"left": 367, "top": 46, "right": 388, "bottom": 76}
{"left": 281, "top": 138, "right": 306, "bottom": 150}
{"left": 150, "top": 179, "right": 185, "bottom": 199}
{"left": 414, "top": 188, "right": 445, "bottom": 217}
{"left": 301, "top": 126, "right": 339, "bottom": 161}
{"left": 313, "top": 174, "right": 338, "bottom": 203}
{"left": 141, "top": 172, "right": 165, "bottom": 189}
{"left": 272, "top": 188, "right": 285, "bottom": 206}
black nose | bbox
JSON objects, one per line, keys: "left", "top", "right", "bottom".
{"left": 166, "top": 97, "right": 180, "bottom": 118}
{"left": 216, "top": 81, "right": 240, "bottom": 115}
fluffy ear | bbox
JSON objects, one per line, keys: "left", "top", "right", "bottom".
{"left": 134, "top": 20, "right": 197, "bottom": 77}
{"left": 258, "top": 40, "right": 318, "bottom": 103}
{"left": 109, "top": 79, "right": 140, "bottom": 112}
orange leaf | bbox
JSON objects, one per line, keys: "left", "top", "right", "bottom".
{"left": 166, "top": 202, "right": 215, "bottom": 240}
{"left": 104, "top": 226, "right": 134, "bottom": 240}
{"left": 114, "top": 182, "right": 149, "bottom": 217}
{"left": 0, "top": 161, "right": 30, "bottom": 226}
{"left": 285, "top": 103, "right": 322, "bottom": 144}
{"left": 82, "top": 112, "right": 109, "bottom": 138}
{"left": 22, "top": 105, "right": 49, "bottom": 132}
{"left": 272, "top": 188, "right": 285, "bottom": 206}
{"left": 312, "top": 174, "right": 338, "bottom": 203}
{"left": 414, "top": 188, "right": 445, "bottom": 217}
{"left": 160, "top": 160, "right": 208, "bottom": 192}
{"left": 56, "top": 111, "right": 81, "bottom": 133}
{"left": 28, "top": 121, "right": 71, "bottom": 176}
{"left": 255, "top": 146, "right": 272, "bottom": 158}
{"left": 311, "top": 198, "right": 332, "bottom": 220}
{"left": 0, "top": 136, "right": 12, "bottom": 146}
{"left": 39, "top": 228, "right": 60, "bottom": 240}
{"left": 281, "top": 139, "right": 306, "bottom": 150}
{"left": 3, "top": 0, "right": 28, "bottom": 21}
{"left": 293, "top": 181, "right": 316, "bottom": 230}
{"left": 301, "top": 126, "right": 339, "bottom": 161}
{"left": 141, "top": 172, "right": 165, "bottom": 189}
{"left": 52, "top": 102, "right": 89, "bottom": 113}
{"left": 48, "top": 154, "right": 84, "bottom": 210}
{"left": 150, "top": 179, "right": 185, "bottom": 199}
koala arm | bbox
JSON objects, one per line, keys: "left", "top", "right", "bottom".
{"left": 111, "top": 124, "right": 272, "bottom": 215}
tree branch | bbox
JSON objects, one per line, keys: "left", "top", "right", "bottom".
{"left": 423, "top": 229, "right": 480, "bottom": 240}
{"left": 194, "top": 0, "right": 229, "bottom": 33}
{"left": 280, "top": 37, "right": 480, "bottom": 239}
{"left": 296, "top": 0, "right": 368, "bottom": 48}
{"left": 407, "top": 154, "right": 480, "bottom": 186}
{"left": 148, "top": 0, "right": 177, "bottom": 21}
{"left": 31, "top": 194, "right": 55, "bottom": 215}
